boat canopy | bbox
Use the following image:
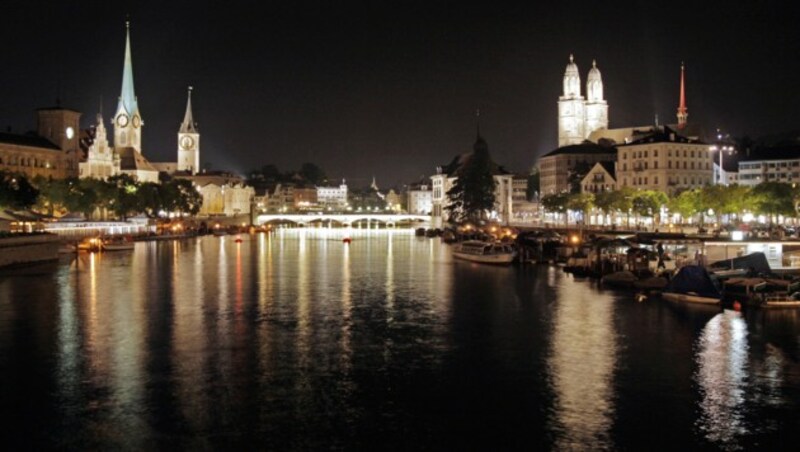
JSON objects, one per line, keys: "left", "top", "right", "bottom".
{"left": 708, "top": 252, "right": 771, "bottom": 276}
{"left": 666, "top": 265, "right": 722, "bottom": 299}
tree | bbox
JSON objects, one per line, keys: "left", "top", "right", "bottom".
{"left": 594, "top": 190, "right": 615, "bottom": 224}
{"left": 566, "top": 192, "right": 594, "bottom": 224}
{"left": 632, "top": 190, "right": 668, "bottom": 228}
{"left": 300, "top": 162, "right": 327, "bottom": 185}
{"left": 33, "top": 176, "right": 69, "bottom": 216}
{"left": 445, "top": 138, "right": 497, "bottom": 223}
{"left": 610, "top": 187, "right": 635, "bottom": 228}
{"left": 751, "top": 182, "right": 796, "bottom": 224}
{"left": 107, "top": 174, "right": 141, "bottom": 220}
{"left": 138, "top": 182, "right": 163, "bottom": 217}
{"left": 0, "top": 171, "right": 38, "bottom": 210}
{"left": 171, "top": 179, "right": 203, "bottom": 215}
{"left": 541, "top": 192, "right": 570, "bottom": 225}
{"left": 668, "top": 189, "right": 701, "bottom": 226}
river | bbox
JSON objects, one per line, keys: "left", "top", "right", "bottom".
{"left": 1, "top": 229, "right": 799, "bottom": 450}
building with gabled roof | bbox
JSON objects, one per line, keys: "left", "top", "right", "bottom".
{"left": 581, "top": 161, "right": 616, "bottom": 193}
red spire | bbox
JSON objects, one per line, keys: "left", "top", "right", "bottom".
{"left": 677, "top": 62, "right": 688, "bottom": 128}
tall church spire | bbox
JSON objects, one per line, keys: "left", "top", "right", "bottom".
{"left": 180, "top": 86, "right": 197, "bottom": 133}
{"left": 113, "top": 20, "right": 143, "bottom": 152}
{"left": 117, "top": 21, "right": 139, "bottom": 118}
{"left": 677, "top": 62, "right": 688, "bottom": 128}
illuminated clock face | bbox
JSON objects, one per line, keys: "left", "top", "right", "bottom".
{"left": 117, "top": 114, "right": 129, "bottom": 127}
{"left": 180, "top": 135, "right": 194, "bottom": 149}
{"left": 132, "top": 115, "right": 141, "bottom": 128}
{"left": 65, "top": 126, "right": 74, "bottom": 139}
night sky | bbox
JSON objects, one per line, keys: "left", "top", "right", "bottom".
{"left": 1, "top": 1, "right": 798, "bottom": 187}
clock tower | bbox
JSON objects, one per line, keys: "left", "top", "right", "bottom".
{"left": 113, "top": 21, "right": 143, "bottom": 152}
{"left": 177, "top": 86, "right": 199, "bottom": 174}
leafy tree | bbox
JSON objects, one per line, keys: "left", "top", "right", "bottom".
{"left": 610, "top": 187, "right": 636, "bottom": 228}
{"left": 751, "top": 182, "right": 797, "bottom": 224}
{"left": 445, "top": 138, "right": 497, "bottom": 223}
{"left": 33, "top": 176, "right": 70, "bottom": 216}
{"left": 541, "top": 192, "right": 570, "bottom": 225}
{"left": 632, "top": 190, "right": 668, "bottom": 227}
{"left": 0, "top": 171, "right": 38, "bottom": 210}
{"left": 668, "top": 189, "right": 701, "bottom": 225}
{"left": 300, "top": 162, "right": 327, "bottom": 186}
{"left": 107, "top": 174, "right": 141, "bottom": 220}
{"left": 138, "top": 182, "right": 163, "bottom": 217}
{"left": 171, "top": 179, "right": 203, "bottom": 215}
{"left": 566, "top": 192, "right": 594, "bottom": 223}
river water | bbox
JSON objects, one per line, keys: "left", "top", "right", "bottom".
{"left": 1, "top": 229, "right": 799, "bottom": 450}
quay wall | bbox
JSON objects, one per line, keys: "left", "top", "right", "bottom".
{"left": 0, "top": 234, "right": 60, "bottom": 268}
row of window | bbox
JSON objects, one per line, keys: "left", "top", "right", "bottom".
{"left": 620, "top": 176, "right": 711, "bottom": 187}
{"left": 621, "top": 161, "right": 711, "bottom": 171}
{"left": 621, "top": 148, "right": 709, "bottom": 160}
{"left": 0, "top": 155, "right": 57, "bottom": 169}
{"left": 741, "top": 161, "right": 800, "bottom": 170}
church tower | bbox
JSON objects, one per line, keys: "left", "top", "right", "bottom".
{"left": 113, "top": 21, "right": 143, "bottom": 152}
{"left": 584, "top": 59, "right": 608, "bottom": 136}
{"left": 558, "top": 55, "right": 586, "bottom": 146}
{"left": 676, "top": 62, "right": 688, "bottom": 128}
{"left": 177, "top": 86, "right": 200, "bottom": 174}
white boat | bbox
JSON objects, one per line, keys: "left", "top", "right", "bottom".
{"left": 452, "top": 240, "right": 516, "bottom": 265}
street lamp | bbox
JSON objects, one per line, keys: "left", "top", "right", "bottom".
{"left": 709, "top": 144, "right": 734, "bottom": 185}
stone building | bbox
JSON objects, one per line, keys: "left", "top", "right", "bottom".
{"left": 0, "top": 107, "right": 81, "bottom": 180}
{"left": 537, "top": 142, "right": 617, "bottom": 195}
{"left": 615, "top": 126, "right": 711, "bottom": 195}
{"left": 580, "top": 162, "right": 616, "bottom": 193}
{"left": 406, "top": 182, "right": 432, "bottom": 215}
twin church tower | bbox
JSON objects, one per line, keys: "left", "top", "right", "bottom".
{"left": 557, "top": 55, "right": 608, "bottom": 147}
{"left": 109, "top": 21, "right": 199, "bottom": 176}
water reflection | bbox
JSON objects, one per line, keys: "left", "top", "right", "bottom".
{"left": 695, "top": 310, "right": 749, "bottom": 448}
{"left": 3, "top": 231, "right": 799, "bottom": 448}
{"left": 547, "top": 280, "right": 617, "bottom": 449}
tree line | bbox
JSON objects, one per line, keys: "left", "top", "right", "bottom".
{"left": 541, "top": 182, "right": 800, "bottom": 227}
{"left": 0, "top": 170, "right": 203, "bottom": 220}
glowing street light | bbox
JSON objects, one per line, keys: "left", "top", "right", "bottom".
{"left": 709, "top": 144, "right": 734, "bottom": 185}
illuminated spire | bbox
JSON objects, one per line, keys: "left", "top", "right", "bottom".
{"left": 677, "top": 62, "right": 688, "bottom": 128}
{"left": 117, "top": 21, "right": 139, "bottom": 117}
{"left": 180, "top": 86, "right": 197, "bottom": 133}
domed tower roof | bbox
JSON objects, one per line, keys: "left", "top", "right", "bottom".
{"left": 586, "top": 59, "right": 604, "bottom": 102}
{"left": 587, "top": 59, "right": 602, "bottom": 82}
{"left": 562, "top": 54, "right": 581, "bottom": 98}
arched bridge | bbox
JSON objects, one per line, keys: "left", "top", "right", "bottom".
{"left": 255, "top": 213, "right": 430, "bottom": 227}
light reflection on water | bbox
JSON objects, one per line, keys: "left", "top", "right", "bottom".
{"left": 547, "top": 275, "right": 617, "bottom": 449}
{"left": 1, "top": 230, "right": 800, "bottom": 448}
{"left": 695, "top": 310, "right": 749, "bottom": 448}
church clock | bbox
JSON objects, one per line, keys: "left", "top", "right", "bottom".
{"left": 180, "top": 135, "right": 194, "bottom": 149}
{"left": 132, "top": 115, "right": 141, "bottom": 128}
{"left": 117, "top": 114, "right": 129, "bottom": 127}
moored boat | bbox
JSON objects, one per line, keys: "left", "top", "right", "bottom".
{"left": 452, "top": 240, "right": 516, "bottom": 265}
{"left": 662, "top": 265, "right": 722, "bottom": 305}
{"left": 102, "top": 236, "right": 135, "bottom": 251}
{"left": 601, "top": 270, "right": 638, "bottom": 288}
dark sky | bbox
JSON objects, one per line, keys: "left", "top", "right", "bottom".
{"left": 1, "top": 1, "right": 798, "bottom": 187}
